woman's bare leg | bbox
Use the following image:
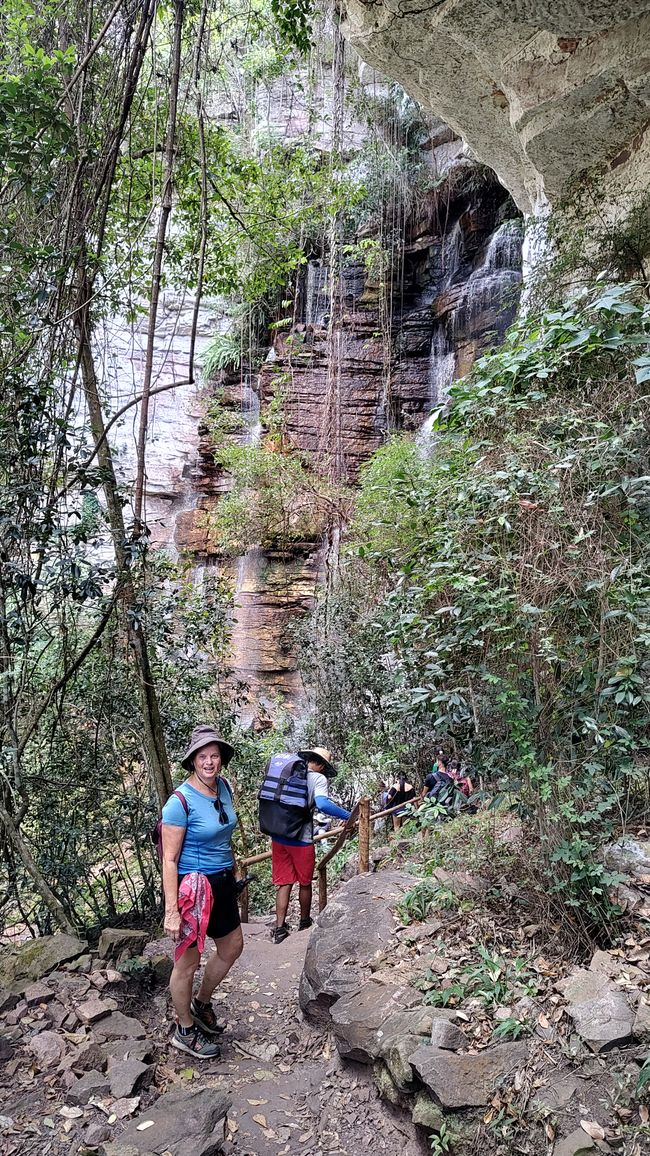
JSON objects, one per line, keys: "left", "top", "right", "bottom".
{"left": 196, "top": 926, "right": 244, "bottom": 1001}
{"left": 169, "top": 945, "right": 200, "bottom": 1027}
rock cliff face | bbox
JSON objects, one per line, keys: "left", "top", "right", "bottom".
{"left": 341, "top": 1, "right": 650, "bottom": 214}
{"left": 260, "top": 146, "right": 522, "bottom": 480}
{"left": 106, "top": 144, "right": 523, "bottom": 712}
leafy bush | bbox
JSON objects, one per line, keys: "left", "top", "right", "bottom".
{"left": 303, "top": 279, "right": 650, "bottom": 939}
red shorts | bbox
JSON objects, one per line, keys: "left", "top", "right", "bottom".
{"left": 271, "top": 841, "right": 316, "bottom": 886}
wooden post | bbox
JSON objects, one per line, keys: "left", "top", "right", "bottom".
{"left": 358, "top": 796, "right": 370, "bottom": 874}
{"left": 318, "top": 865, "right": 328, "bottom": 912}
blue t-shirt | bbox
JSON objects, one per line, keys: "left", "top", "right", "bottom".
{"left": 161, "top": 780, "right": 237, "bottom": 874}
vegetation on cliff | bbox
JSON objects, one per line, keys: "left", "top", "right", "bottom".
{"left": 303, "top": 277, "right": 650, "bottom": 937}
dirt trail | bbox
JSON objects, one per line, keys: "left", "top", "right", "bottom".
{"left": 0, "top": 913, "right": 424, "bottom": 1156}
{"left": 163, "top": 917, "right": 424, "bottom": 1156}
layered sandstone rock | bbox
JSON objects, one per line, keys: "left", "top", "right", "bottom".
{"left": 260, "top": 157, "right": 522, "bottom": 480}
{"left": 342, "top": 1, "right": 650, "bottom": 214}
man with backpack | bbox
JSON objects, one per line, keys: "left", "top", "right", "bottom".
{"left": 258, "top": 746, "right": 354, "bottom": 944}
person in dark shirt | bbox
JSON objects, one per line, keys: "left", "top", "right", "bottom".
{"left": 423, "top": 754, "right": 455, "bottom": 812}
{"left": 386, "top": 773, "right": 417, "bottom": 830}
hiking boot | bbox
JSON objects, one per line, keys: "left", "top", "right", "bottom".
{"left": 298, "top": 917, "right": 313, "bottom": 931}
{"left": 272, "top": 924, "right": 290, "bottom": 944}
{"left": 191, "top": 997, "right": 226, "bottom": 1035}
{"left": 171, "top": 1025, "right": 221, "bottom": 1059}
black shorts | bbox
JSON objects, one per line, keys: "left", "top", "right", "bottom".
{"left": 178, "top": 869, "right": 241, "bottom": 941}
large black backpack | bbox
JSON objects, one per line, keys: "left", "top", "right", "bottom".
{"left": 258, "top": 753, "right": 311, "bottom": 840}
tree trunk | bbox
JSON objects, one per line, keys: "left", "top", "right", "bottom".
{"left": 0, "top": 804, "right": 76, "bottom": 935}
{"left": 75, "top": 281, "right": 173, "bottom": 807}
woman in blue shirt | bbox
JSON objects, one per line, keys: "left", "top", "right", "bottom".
{"left": 161, "top": 725, "right": 241, "bottom": 1059}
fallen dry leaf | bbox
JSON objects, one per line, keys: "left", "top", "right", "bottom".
{"left": 580, "top": 1120, "right": 606, "bottom": 1141}
{"left": 247, "top": 1099, "right": 268, "bottom": 1106}
{"left": 136, "top": 1121, "right": 155, "bottom": 1132}
{"left": 252, "top": 1114, "right": 268, "bottom": 1128}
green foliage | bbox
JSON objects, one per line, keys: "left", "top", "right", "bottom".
{"left": 397, "top": 880, "right": 459, "bottom": 924}
{"left": 429, "top": 1122, "right": 453, "bottom": 1155}
{"left": 637, "top": 1055, "right": 650, "bottom": 1093}
{"left": 491, "top": 1016, "right": 530, "bottom": 1041}
{"left": 304, "top": 278, "right": 650, "bottom": 937}
{"left": 270, "top": 0, "right": 313, "bottom": 53}
{"left": 422, "top": 945, "right": 539, "bottom": 1010}
{"left": 202, "top": 333, "right": 243, "bottom": 378}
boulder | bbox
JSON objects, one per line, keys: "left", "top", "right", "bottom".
{"left": 98, "top": 930, "right": 149, "bottom": 962}
{"left": 300, "top": 870, "right": 417, "bottom": 1023}
{"left": 108, "top": 1058, "right": 153, "bottom": 1099}
{"left": 92, "top": 1012, "right": 146, "bottom": 1042}
{"left": 62, "top": 1040, "right": 107, "bottom": 1074}
{"left": 410, "top": 1041, "right": 529, "bottom": 1108}
{"left": 68, "top": 954, "right": 93, "bottom": 973}
{"left": 558, "top": 969, "right": 634, "bottom": 1053}
{"left": 27, "top": 1029, "right": 66, "bottom": 1067}
{"left": 431, "top": 868, "right": 489, "bottom": 898}
{"left": 589, "top": 951, "right": 622, "bottom": 979}
{"left": 84, "top": 1121, "right": 113, "bottom": 1148}
{"left": 373, "top": 1061, "right": 401, "bottom": 1104}
{"left": 78, "top": 996, "right": 119, "bottom": 1024}
{"left": 411, "top": 1091, "right": 446, "bottom": 1131}
{"left": 554, "top": 1129, "right": 597, "bottom": 1156}
{"left": 378, "top": 1007, "right": 452, "bottom": 1089}
{"left": 633, "top": 1000, "right": 650, "bottom": 1038}
{"left": 103, "top": 1039, "right": 155, "bottom": 1065}
{"left": 330, "top": 978, "right": 422, "bottom": 1062}
{"left": 23, "top": 981, "right": 55, "bottom": 1005}
{"left": 603, "top": 838, "right": 650, "bottom": 880}
{"left": 532, "top": 1076, "right": 581, "bottom": 1113}
{"left": 430, "top": 1019, "right": 469, "bottom": 1050}
{"left": 68, "top": 1069, "right": 111, "bottom": 1104}
{"left": 0, "top": 934, "right": 87, "bottom": 994}
{"left": 100, "top": 1086, "right": 230, "bottom": 1156}
{"left": 0, "top": 989, "right": 19, "bottom": 1015}
{"left": 149, "top": 954, "right": 173, "bottom": 985}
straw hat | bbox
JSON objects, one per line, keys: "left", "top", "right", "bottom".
{"left": 298, "top": 746, "right": 336, "bottom": 776}
{"left": 181, "top": 725, "right": 235, "bottom": 771}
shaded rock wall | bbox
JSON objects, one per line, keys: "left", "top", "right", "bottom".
{"left": 341, "top": 1, "right": 650, "bottom": 215}
{"left": 260, "top": 150, "right": 522, "bottom": 479}
{"left": 103, "top": 122, "right": 523, "bottom": 713}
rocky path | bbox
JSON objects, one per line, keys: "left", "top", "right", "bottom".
{"left": 197, "top": 919, "right": 423, "bottom": 1156}
{"left": 0, "top": 918, "right": 425, "bottom": 1156}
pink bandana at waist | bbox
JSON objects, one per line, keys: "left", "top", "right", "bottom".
{"left": 175, "top": 871, "right": 213, "bottom": 963}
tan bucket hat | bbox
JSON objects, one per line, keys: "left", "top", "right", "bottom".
{"left": 297, "top": 746, "right": 336, "bottom": 776}
{"left": 181, "top": 725, "right": 235, "bottom": 770}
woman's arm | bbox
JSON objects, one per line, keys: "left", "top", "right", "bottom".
{"left": 161, "top": 823, "right": 186, "bottom": 942}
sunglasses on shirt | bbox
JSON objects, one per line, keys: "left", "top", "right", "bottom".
{"left": 213, "top": 791, "right": 228, "bottom": 825}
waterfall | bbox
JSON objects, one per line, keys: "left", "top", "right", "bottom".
{"left": 417, "top": 327, "right": 456, "bottom": 454}
{"left": 482, "top": 219, "right": 524, "bottom": 272}
{"left": 455, "top": 218, "right": 522, "bottom": 333}
{"left": 306, "top": 260, "right": 329, "bottom": 328}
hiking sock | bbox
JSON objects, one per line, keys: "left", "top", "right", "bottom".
{"left": 194, "top": 997, "right": 212, "bottom": 1011}
{"left": 177, "top": 1024, "right": 195, "bottom": 1036}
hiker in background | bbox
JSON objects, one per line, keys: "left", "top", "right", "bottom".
{"left": 385, "top": 772, "right": 417, "bottom": 830}
{"left": 422, "top": 754, "right": 455, "bottom": 812}
{"left": 448, "top": 757, "right": 473, "bottom": 799}
{"left": 161, "top": 726, "right": 242, "bottom": 1059}
{"left": 270, "top": 747, "right": 356, "bottom": 944}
